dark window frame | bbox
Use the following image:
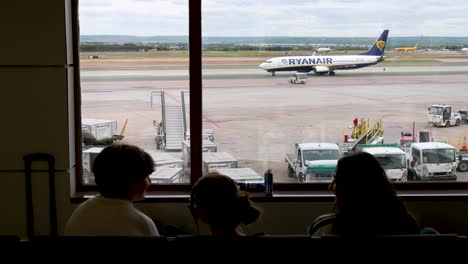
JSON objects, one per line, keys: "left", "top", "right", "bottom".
{"left": 72, "top": 0, "right": 468, "bottom": 194}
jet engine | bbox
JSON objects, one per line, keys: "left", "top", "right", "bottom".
{"left": 313, "top": 66, "right": 330, "bottom": 73}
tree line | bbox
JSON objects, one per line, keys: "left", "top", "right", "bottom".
{"left": 81, "top": 42, "right": 368, "bottom": 52}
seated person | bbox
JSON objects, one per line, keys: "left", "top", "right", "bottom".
{"left": 310, "top": 151, "right": 420, "bottom": 236}
{"left": 64, "top": 143, "right": 159, "bottom": 236}
{"left": 189, "top": 172, "right": 261, "bottom": 236}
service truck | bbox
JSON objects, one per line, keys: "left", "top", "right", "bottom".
{"left": 408, "top": 142, "right": 457, "bottom": 181}
{"left": 428, "top": 104, "right": 461, "bottom": 127}
{"left": 356, "top": 144, "right": 408, "bottom": 182}
{"left": 458, "top": 150, "right": 468, "bottom": 172}
{"left": 285, "top": 143, "right": 340, "bottom": 182}
{"left": 289, "top": 73, "right": 307, "bottom": 84}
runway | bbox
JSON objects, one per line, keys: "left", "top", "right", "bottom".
{"left": 81, "top": 64, "right": 468, "bottom": 183}
{"left": 80, "top": 64, "right": 468, "bottom": 81}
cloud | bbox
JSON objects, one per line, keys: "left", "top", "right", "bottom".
{"left": 79, "top": 0, "right": 468, "bottom": 36}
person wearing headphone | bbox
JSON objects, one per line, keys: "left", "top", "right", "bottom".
{"left": 189, "top": 172, "right": 261, "bottom": 236}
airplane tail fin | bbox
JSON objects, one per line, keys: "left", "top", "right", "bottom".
{"left": 360, "top": 30, "right": 389, "bottom": 56}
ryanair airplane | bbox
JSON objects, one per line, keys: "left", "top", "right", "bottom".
{"left": 259, "top": 30, "right": 389, "bottom": 76}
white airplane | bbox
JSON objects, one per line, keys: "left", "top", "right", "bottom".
{"left": 259, "top": 30, "right": 389, "bottom": 76}
{"left": 315, "top": 46, "right": 332, "bottom": 53}
{"left": 461, "top": 48, "right": 468, "bottom": 53}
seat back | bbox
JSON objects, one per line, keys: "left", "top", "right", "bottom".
{"left": 21, "top": 236, "right": 170, "bottom": 261}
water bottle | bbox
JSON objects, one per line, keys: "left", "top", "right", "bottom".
{"left": 264, "top": 169, "right": 273, "bottom": 197}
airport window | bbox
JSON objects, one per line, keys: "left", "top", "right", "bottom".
{"left": 78, "top": 0, "right": 191, "bottom": 191}
{"left": 77, "top": 0, "right": 468, "bottom": 192}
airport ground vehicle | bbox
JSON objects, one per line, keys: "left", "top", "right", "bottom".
{"left": 458, "top": 110, "right": 468, "bottom": 124}
{"left": 285, "top": 143, "right": 340, "bottom": 182}
{"left": 341, "top": 118, "right": 384, "bottom": 155}
{"left": 181, "top": 140, "right": 264, "bottom": 183}
{"left": 82, "top": 118, "right": 127, "bottom": 146}
{"left": 289, "top": 73, "right": 307, "bottom": 84}
{"left": 428, "top": 105, "right": 461, "bottom": 127}
{"left": 356, "top": 144, "right": 408, "bottom": 182}
{"left": 458, "top": 150, "right": 468, "bottom": 172}
{"left": 408, "top": 142, "right": 457, "bottom": 181}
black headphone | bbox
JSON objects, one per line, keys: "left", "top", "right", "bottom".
{"left": 188, "top": 190, "right": 198, "bottom": 224}
{"left": 189, "top": 190, "right": 201, "bottom": 235}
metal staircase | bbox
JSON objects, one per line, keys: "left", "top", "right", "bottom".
{"left": 151, "top": 91, "right": 189, "bottom": 151}
{"left": 163, "top": 104, "right": 185, "bottom": 151}
{"left": 342, "top": 118, "right": 384, "bottom": 154}
{"left": 351, "top": 119, "right": 384, "bottom": 150}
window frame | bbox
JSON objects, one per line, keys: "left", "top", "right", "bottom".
{"left": 72, "top": 0, "right": 468, "bottom": 194}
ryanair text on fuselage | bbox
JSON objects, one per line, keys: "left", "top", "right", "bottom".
{"left": 284, "top": 58, "right": 333, "bottom": 65}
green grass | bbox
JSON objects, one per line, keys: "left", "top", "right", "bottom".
{"left": 383, "top": 59, "right": 440, "bottom": 63}
{"left": 80, "top": 51, "right": 468, "bottom": 64}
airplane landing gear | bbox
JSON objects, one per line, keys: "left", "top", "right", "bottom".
{"left": 329, "top": 71, "right": 336, "bottom": 76}
{"left": 272, "top": 71, "right": 276, "bottom": 76}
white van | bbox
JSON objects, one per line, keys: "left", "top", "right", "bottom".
{"left": 361, "top": 146, "right": 407, "bottom": 182}
{"left": 408, "top": 142, "right": 457, "bottom": 181}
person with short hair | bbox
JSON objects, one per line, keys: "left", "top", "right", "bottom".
{"left": 64, "top": 143, "right": 159, "bottom": 236}
{"left": 189, "top": 173, "right": 261, "bottom": 236}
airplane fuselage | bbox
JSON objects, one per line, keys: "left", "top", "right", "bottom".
{"left": 394, "top": 48, "right": 417, "bottom": 52}
{"left": 259, "top": 55, "right": 382, "bottom": 74}
{"left": 394, "top": 43, "right": 419, "bottom": 52}
{"left": 259, "top": 30, "right": 389, "bottom": 76}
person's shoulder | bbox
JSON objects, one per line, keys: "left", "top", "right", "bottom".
{"left": 78, "top": 195, "right": 103, "bottom": 206}
{"left": 308, "top": 213, "right": 337, "bottom": 236}
{"left": 133, "top": 209, "right": 159, "bottom": 235}
{"left": 132, "top": 207, "right": 156, "bottom": 225}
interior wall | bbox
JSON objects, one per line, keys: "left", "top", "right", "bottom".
{"left": 0, "top": 1, "right": 74, "bottom": 239}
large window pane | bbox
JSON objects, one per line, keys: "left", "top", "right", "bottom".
{"left": 78, "top": 0, "right": 468, "bottom": 189}
{"left": 202, "top": 0, "right": 468, "bottom": 184}
{"left": 79, "top": 0, "right": 190, "bottom": 185}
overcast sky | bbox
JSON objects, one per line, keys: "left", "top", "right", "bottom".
{"left": 79, "top": 0, "right": 468, "bottom": 37}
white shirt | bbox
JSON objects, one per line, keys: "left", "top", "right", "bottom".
{"left": 64, "top": 195, "right": 159, "bottom": 236}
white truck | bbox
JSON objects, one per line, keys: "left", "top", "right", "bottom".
{"left": 357, "top": 144, "right": 408, "bottom": 182}
{"left": 285, "top": 143, "right": 341, "bottom": 182}
{"left": 408, "top": 142, "right": 457, "bottom": 181}
{"left": 428, "top": 104, "right": 462, "bottom": 127}
{"left": 289, "top": 73, "right": 307, "bottom": 84}
{"left": 457, "top": 150, "right": 468, "bottom": 172}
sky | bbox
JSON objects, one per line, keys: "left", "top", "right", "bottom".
{"left": 79, "top": 0, "right": 468, "bottom": 37}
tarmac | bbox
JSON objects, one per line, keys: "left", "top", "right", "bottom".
{"left": 81, "top": 63, "right": 468, "bottom": 183}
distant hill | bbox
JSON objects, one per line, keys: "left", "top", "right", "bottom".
{"left": 80, "top": 35, "right": 188, "bottom": 43}
{"left": 80, "top": 35, "right": 468, "bottom": 48}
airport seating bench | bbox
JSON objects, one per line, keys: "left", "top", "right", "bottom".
{"left": 2, "top": 234, "right": 467, "bottom": 261}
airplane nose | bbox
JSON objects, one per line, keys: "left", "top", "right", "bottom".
{"left": 259, "top": 63, "right": 266, "bottom": 69}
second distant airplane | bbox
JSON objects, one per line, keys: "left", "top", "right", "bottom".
{"left": 394, "top": 42, "right": 419, "bottom": 52}
{"left": 259, "top": 30, "right": 389, "bottom": 76}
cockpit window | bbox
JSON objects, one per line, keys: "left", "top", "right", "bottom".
{"left": 265, "top": 60, "right": 272, "bottom": 63}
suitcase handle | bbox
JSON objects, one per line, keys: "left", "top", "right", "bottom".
{"left": 24, "top": 153, "right": 57, "bottom": 238}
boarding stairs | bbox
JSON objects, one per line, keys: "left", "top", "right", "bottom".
{"left": 342, "top": 118, "right": 384, "bottom": 154}
{"left": 163, "top": 104, "right": 185, "bottom": 151}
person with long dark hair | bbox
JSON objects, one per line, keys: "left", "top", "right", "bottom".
{"left": 311, "top": 151, "right": 419, "bottom": 236}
